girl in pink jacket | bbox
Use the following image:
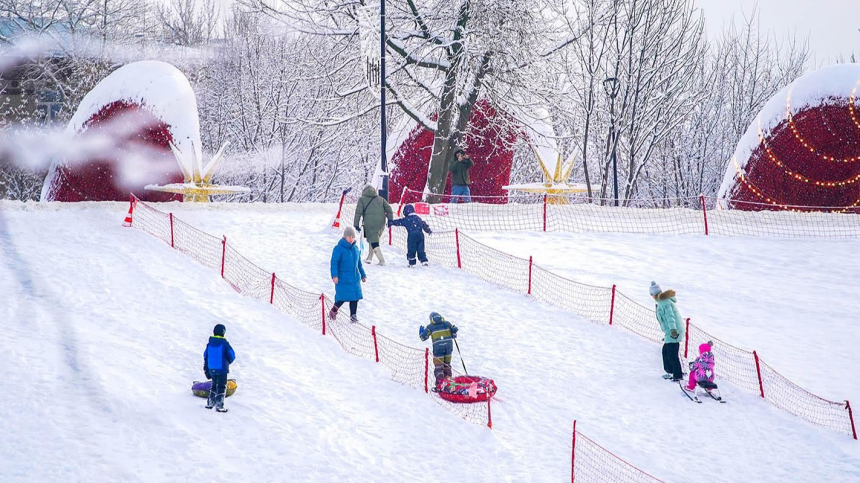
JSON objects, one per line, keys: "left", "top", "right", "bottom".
{"left": 686, "top": 342, "right": 715, "bottom": 391}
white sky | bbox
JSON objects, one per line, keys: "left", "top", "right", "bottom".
{"left": 695, "top": 0, "right": 859, "bottom": 64}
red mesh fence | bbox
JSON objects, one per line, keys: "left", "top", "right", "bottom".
{"left": 365, "top": 188, "right": 860, "bottom": 238}
{"left": 125, "top": 195, "right": 491, "bottom": 428}
{"left": 376, "top": 211, "right": 858, "bottom": 439}
{"left": 571, "top": 421, "right": 665, "bottom": 483}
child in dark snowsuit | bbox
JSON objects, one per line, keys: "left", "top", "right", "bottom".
{"left": 204, "top": 323, "right": 236, "bottom": 412}
{"left": 419, "top": 312, "right": 458, "bottom": 387}
{"left": 389, "top": 204, "right": 432, "bottom": 267}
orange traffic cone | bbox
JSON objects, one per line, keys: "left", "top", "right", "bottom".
{"left": 122, "top": 197, "right": 135, "bottom": 227}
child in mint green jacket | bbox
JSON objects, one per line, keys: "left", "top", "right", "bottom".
{"left": 650, "top": 281, "right": 684, "bottom": 381}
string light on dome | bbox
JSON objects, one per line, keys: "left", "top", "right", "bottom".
{"left": 784, "top": 87, "right": 860, "bottom": 163}
{"left": 732, "top": 153, "right": 860, "bottom": 213}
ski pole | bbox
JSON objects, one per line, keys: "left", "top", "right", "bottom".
{"left": 454, "top": 339, "right": 468, "bottom": 375}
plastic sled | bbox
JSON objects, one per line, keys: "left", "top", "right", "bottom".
{"left": 192, "top": 379, "right": 238, "bottom": 398}
{"left": 436, "top": 375, "right": 497, "bottom": 403}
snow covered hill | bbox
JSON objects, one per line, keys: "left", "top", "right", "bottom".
{"left": 2, "top": 202, "right": 858, "bottom": 481}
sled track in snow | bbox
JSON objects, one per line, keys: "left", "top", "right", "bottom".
{"left": 125, "top": 196, "right": 668, "bottom": 483}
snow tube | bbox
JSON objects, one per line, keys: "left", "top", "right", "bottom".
{"left": 436, "top": 375, "right": 497, "bottom": 403}
{"left": 191, "top": 379, "right": 238, "bottom": 398}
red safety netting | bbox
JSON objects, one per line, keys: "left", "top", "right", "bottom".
{"left": 365, "top": 188, "right": 860, "bottom": 238}
{"left": 125, "top": 195, "right": 491, "bottom": 428}
{"left": 368, "top": 206, "right": 858, "bottom": 439}
{"left": 571, "top": 421, "right": 665, "bottom": 483}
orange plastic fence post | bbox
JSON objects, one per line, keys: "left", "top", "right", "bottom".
{"left": 424, "top": 348, "right": 429, "bottom": 393}
{"left": 372, "top": 325, "right": 379, "bottom": 363}
{"left": 122, "top": 194, "right": 135, "bottom": 227}
{"left": 684, "top": 318, "right": 691, "bottom": 359}
{"left": 220, "top": 236, "right": 226, "bottom": 278}
{"left": 527, "top": 256, "right": 533, "bottom": 295}
{"left": 320, "top": 294, "right": 326, "bottom": 336}
{"left": 455, "top": 229, "right": 462, "bottom": 269}
{"left": 700, "top": 194, "right": 709, "bottom": 235}
{"left": 846, "top": 400, "right": 857, "bottom": 440}
{"left": 487, "top": 397, "right": 493, "bottom": 429}
{"left": 608, "top": 285, "right": 616, "bottom": 326}
{"left": 388, "top": 225, "right": 392, "bottom": 246}
{"left": 754, "top": 350, "right": 765, "bottom": 398}
{"left": 169, "top": 213, "right": 174, "bottom": 247}
{"left": 397, "top": 186, "right": 408, "bottom": 216}
{"left": 571, "top": 420, "right": 577, "bottom": 483}
{"left": 269, "top": 273, "right": 276, "bottom": 304}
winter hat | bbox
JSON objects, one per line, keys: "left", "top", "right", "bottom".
{"left": 403, "top": 204, "right": 415, "bottom": 216}
{"left": 343, "top": 226, "right": 356, "bottom": 239}
{"left": 699, "top": 342, "right": 712, "bottom": 354}
{"left": 429, "top": 312, "right": 443, "bottom": 324}
{"left": 649, "top": 281, "right": 662, "bottom": 296}
{"left": 213, "top": 324, "right": 226, "bottom": 337}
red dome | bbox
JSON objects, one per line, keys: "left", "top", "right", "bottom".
{"left": 390, "top": 100, "right": 518, "bottom": 203}
{"left": 720, "top": 64, "right": 860, "bottom": 211}
{"left": 47, "top": 101, "right": 183, "bottom": 202}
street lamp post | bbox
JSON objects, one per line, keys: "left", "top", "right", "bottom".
{"left": 378, "top": 1, "right": 389, "bottom": 201}
{"left": 603, "top": 76, "right": 619, "bottom": 207}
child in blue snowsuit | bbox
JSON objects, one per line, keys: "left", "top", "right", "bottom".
{"left": 419, "top": 312, "right": 458, "bottom": 387}
{"left": 389, "top": 204, "right": 432, "bottom": 267}
{"left": 204, "top": 323, "right": 236, "bottom": 412}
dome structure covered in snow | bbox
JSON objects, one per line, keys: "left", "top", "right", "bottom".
{"left": 718, "top": 63, "right": 860, "bottom": 211}
{"left": 41, "top": 60, "right": 201, "bottom": 202}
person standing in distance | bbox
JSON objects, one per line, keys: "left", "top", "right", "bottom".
{"left": 448, "top": 149, "right": 474, "bottom": 203}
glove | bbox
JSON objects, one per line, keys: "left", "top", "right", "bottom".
{"left": 354, "top": 226, "right": 361, "bottom": 233}
{"left": 204, "top": 367, "right": 211, "bottom": 380}
{"left": 419, "top": 325, "right": 425, "bottom": 336}
{"left": 670, "top": 329, "right": 679, "bottom": 340}
{"left": 428, "top": 229, "right": 433, "bottom": 234}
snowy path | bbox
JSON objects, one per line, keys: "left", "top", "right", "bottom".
{"left": 467, "top": 231, "right": 860, "bottom": 407}
{"left": 167, "top": 202, "right": 860, "bottom": 481}
{"left": 0, "top": 203, "right": 512, "bottom": 481}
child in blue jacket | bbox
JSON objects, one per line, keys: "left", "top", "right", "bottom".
{"left": 204, "top": 323, "right": 236, "bottom": 412}
{"left": 389, "top": 204, "right": 432, "bottom": 267}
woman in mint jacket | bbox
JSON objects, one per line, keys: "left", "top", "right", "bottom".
{"left": 650, "top": 281, "right": 684, "bottom": 381}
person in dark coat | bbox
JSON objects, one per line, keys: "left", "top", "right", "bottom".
{"left": 204, "top": 323, "right": 236, "bottom": 412}
{"left": 419, "top": 312, "right": 459, "bottom": 387}
{"left": 353, "top": 184, "right": 394, "bottom": 265}
{"left": 388, "top": 204, "right": 432, "bottom": 267}
{"left": 448, "top": 149, "right": 474, "bottom": 203}
{"left": 329, "top": 226, "right": 367, "bottom": 323}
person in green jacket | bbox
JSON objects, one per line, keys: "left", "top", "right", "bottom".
{"left": 650, "top": 281, "right": 685, "bottom": 381}
{"left": 448, "top": 149, "right": 474, "bottom": 203}
{"left": 353, "top": 184, "right": 394, "bottom": 265}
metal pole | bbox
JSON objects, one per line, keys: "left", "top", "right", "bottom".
{"left": 379, "top": 0, "right": 389, "bottom": 201}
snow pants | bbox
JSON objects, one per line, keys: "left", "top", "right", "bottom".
{"left": 208, "top": 373, "right": 228, "bottom": 409}
{"left": 661, "top": 342, "right": 683, "bottom": 379}
{"left": 407, "top": 233, "right": 428, "bottom": 266}
{"left": 433, "top": 343, "right": 453, "bottom": 385}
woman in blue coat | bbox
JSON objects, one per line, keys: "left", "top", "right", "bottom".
{"left": 329, "top": 227, "right": 367, "bottom": 323}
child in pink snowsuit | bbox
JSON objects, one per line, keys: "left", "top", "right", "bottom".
{"left": 686, "top": 342, "right": 715, "bottom": 390}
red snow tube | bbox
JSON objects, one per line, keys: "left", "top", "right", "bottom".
{"left": 436, "top": 375, "right": 497, "bottom": 403}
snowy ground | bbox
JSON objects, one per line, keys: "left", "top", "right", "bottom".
{"left": 2, "top": 202, "right": 858, "bottom": 481}
{"left": 467, "top": 231, "right": 860, "bottom": 408}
